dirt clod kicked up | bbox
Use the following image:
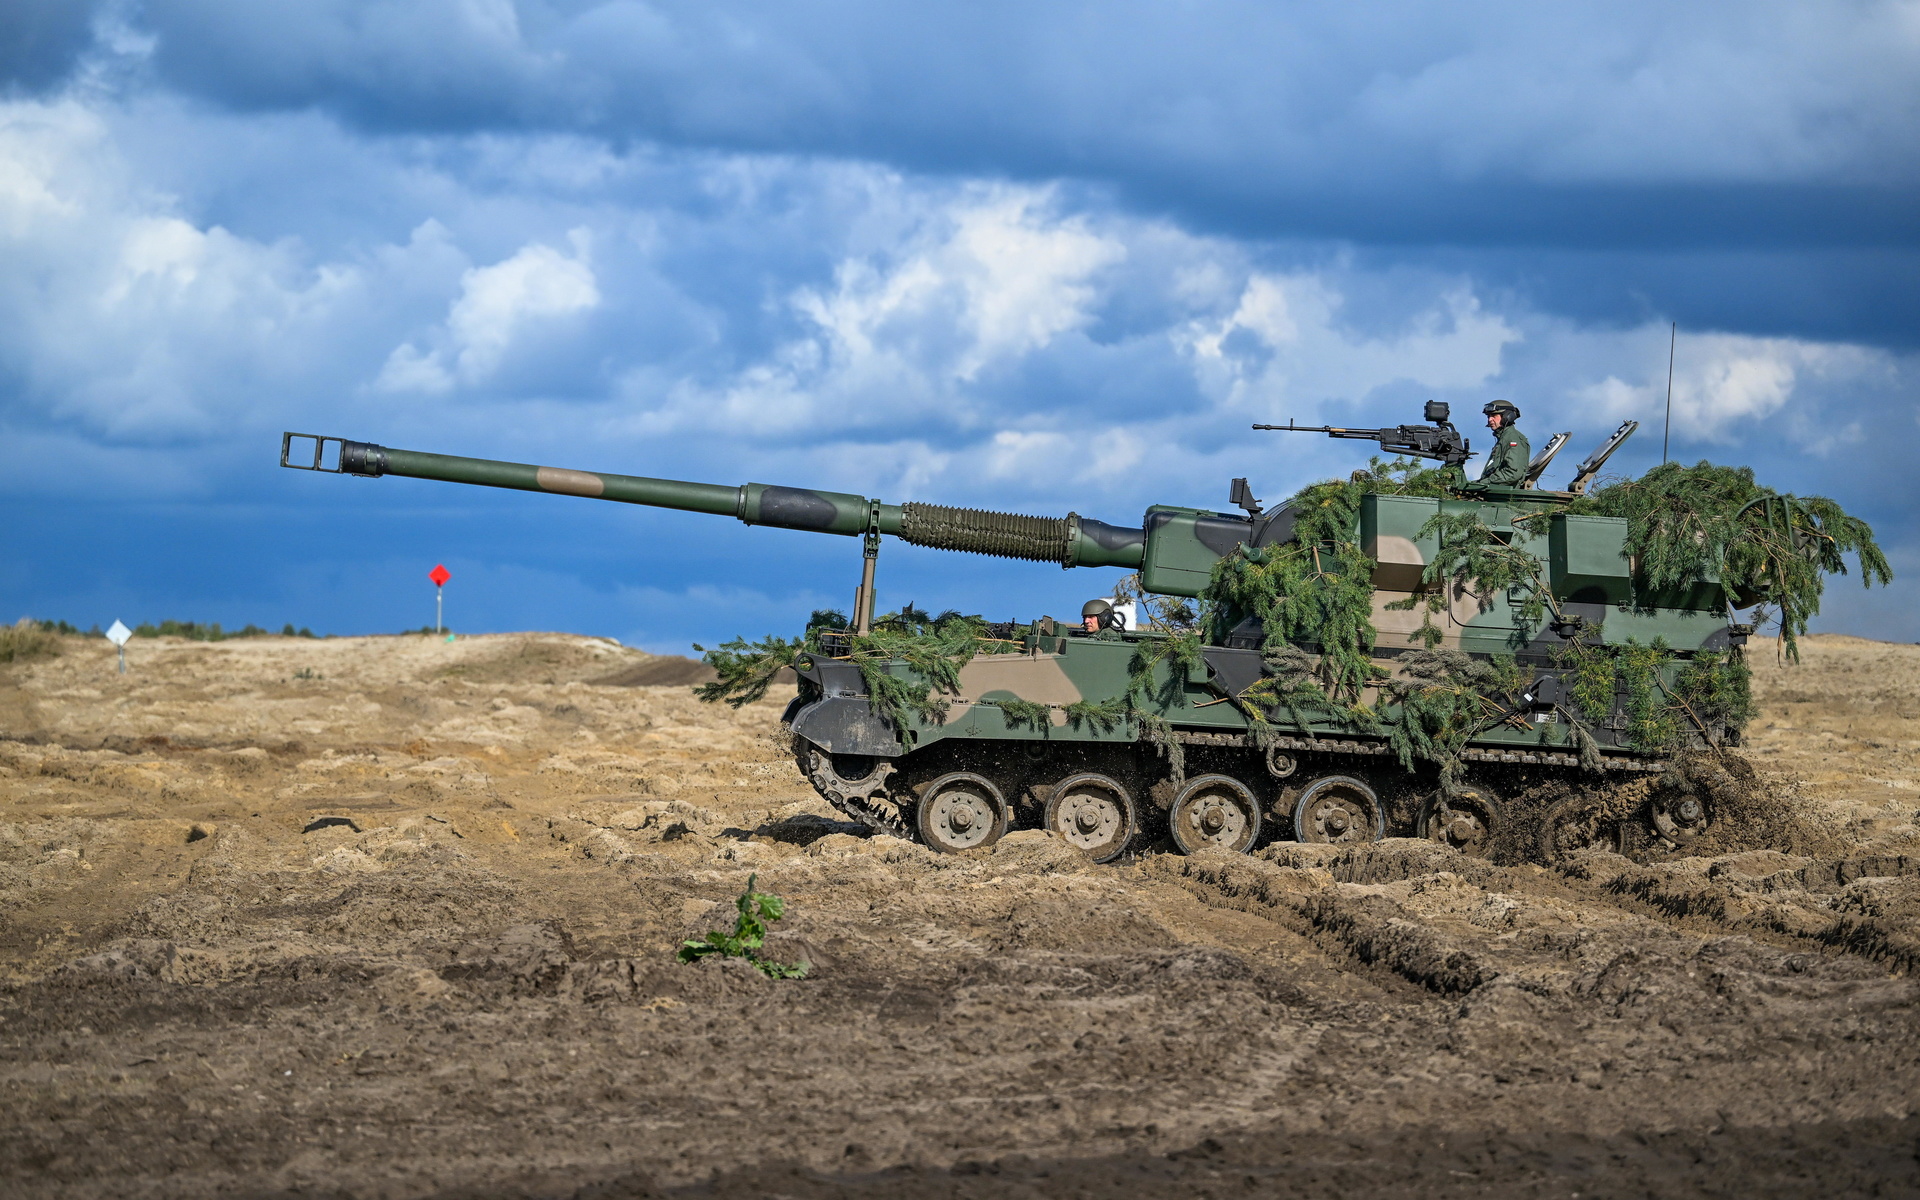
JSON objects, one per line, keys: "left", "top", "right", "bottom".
{"left": 3, "top": 630, "right": 1918, "bottom": 1197}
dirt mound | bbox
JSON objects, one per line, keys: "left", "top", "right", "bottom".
{"left": 593, "top": 655, "right": 721, "bottom": 687}
{"left": 2, "top": 630, "right": 1918, "bottom": 1198}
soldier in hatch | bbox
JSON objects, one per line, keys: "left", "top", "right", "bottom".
{"left": 1473, "top": 400, "right": 1530, "bottom": 488}
{"left": 1080, "top": 599, "right": 1124, "bottom": 636}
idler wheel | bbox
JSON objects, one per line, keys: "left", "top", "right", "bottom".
{"left": 1293, "top": 775, "right": 1385, "bottom": 845}
{"left": 1169, "top": 774, "right": 1262, "bottom": 855}
{"left": 1043, "top": 773, "right": 1138, "bottom": 864}
{"left": 1416, "top": 787, "right": 1503, "bottom": 858}
{"left": 914, "top": 772, "right": 1008, "bottom": 854}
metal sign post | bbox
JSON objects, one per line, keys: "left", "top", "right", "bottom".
{"left": 105, "top": 620, "right": 132, "bottom": 674}
{"left": 429, "top": 564, "right": 450, "bottom": 633}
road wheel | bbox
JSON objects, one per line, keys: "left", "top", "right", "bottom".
{"left": 1536, "top": 795, "right": 1621, "bottom": 862}
{"left": 1169, "top": 774, "right": 1262, "bottom": 854}
{"left": 1650, "top": 791, "right": 1712, "bottom": 844}
{"left": 1044, "top": 773, "right": 1138, "bottom": 863}
{"left": 915, "top": 772, "right": 1008, "bottom": 854}
{"left": 1416, "top": 787, "right": 1503, "bottom": 857}
{"left": 1293, "top": 775, "right": 1386, "bottom": 845}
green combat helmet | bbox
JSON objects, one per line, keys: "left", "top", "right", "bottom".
{"left": 1080, "top": 598, "right": 1122, "bottom": 632}
{"left": 281, "top": 400, "right": 1884, "bottom": 864}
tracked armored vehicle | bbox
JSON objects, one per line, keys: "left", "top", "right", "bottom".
{"left": 282, "top": 405, "right": 1781, "bottom": 862}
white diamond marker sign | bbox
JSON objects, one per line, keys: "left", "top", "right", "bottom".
{"left": 106, "top": 620, "right": 131, "bottom": 674}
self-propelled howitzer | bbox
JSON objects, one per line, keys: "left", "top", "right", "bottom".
{"left": 280, "top": 416, "right": 1757, "bottom": 866}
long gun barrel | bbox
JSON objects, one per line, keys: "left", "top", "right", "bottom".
{"left": 280, "top": 434, "right": 1146, "bottom": 569}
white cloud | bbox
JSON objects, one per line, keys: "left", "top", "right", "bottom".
{"left": 5, "top": 86, "right": 1915, "bottom": 532}
{"left": 979, "top": 428, "right": 1146, "bottom": 486}
{"left": 1571, "top": 331, "right": 1888, "bottom": 443}
{"left": 634, "top": 186, "right": 1126, "bottom": 437}
{"left": 0, "top": 96, "right": 392, "bottom": 438}
{"left": 378, "top": 230, "right": 599, "bottom": 393}
{"left": 1179, "top": 273, "right": 1521, "bottom": 418}
{"left": 790, "top": 187, "right": 1123, "bottom": 382}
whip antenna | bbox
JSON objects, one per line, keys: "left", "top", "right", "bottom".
{"left": 1662, "top": 322, "right": 1676, "bottom": 464}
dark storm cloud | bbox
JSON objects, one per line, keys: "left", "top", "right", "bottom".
{"left": 129, "top": 3, "right": 1920, "bottom": 231}
{"left": 89, "top": 2, "right": 1920, "bottom": 346}
{"left": 0, "top": 0, "right": 101, "bottom": 91}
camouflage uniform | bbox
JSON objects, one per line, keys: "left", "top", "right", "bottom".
{"left": 1477, "top": 424, "right": 1532, "bottom": 486}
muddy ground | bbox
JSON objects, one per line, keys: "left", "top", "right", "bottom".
{"left": 2, "top": 630, "right": 1918, "bottom": 1198}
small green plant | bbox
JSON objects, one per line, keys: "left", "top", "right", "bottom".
{"left": 292, "top": 667, "right": 322, "bottom": 681}
{"left": 677, "top": 874, "right": 810, "bottom": 979}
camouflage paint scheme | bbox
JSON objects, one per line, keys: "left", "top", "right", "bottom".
{"left": 284, "top": 433, "right": 1739, "bottom": 852}
{"left": 790, "top": 483, "right": 1734, "bottom": 766}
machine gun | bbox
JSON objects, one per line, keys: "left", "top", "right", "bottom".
{"left": 1253, "top": 400, "right": 1473, "bottom": 468}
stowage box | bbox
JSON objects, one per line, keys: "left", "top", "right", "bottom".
{"left": 1548, "top": 514, "right": 1631, "bottom": 605}
{"left": 1360, "top": 493, "right": 1440, "bottom": 591}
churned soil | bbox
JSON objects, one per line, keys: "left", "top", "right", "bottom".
{"left": 1, "top": 630, "right": 1917, "bottom": 1198}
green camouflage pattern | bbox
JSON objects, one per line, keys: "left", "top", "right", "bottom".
{"left": 283, "top": 429, "right": 1741, "bottom": 853}
{"left": 792, "top": 482, "right": 1730, "bottom": 765}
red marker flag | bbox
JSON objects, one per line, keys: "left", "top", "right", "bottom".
{"left": 429, "top": 564, "right": 451, "bottom": 587}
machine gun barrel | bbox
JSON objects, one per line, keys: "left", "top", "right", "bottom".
{"left": 1252, "top": 418, "right": 1472, "bottom": 467}
{"left": 279, "top": 433, "right": 1145, "bottom": 569}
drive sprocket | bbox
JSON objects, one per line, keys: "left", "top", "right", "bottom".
{"left": 794, "top": 739, "right": 908, "bottom": 839}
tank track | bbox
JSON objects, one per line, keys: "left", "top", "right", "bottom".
{"left": 795, "top": 740, "right": 909, "bottom": 839}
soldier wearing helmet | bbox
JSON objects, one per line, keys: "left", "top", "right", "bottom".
{"left": 1474, "top": 400, "right": 1530, "bottom": 488}
{"left": 1080, "top": 598, "right": 1124, "bottom": 636}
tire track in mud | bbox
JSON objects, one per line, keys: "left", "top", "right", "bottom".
{"left": 1551, "top": 849, "right": 1920, "bottom": 974}
{"left": 1144, "top": 846, "right": 1511, "bottom": 999}
{"left": 1136, "top": 840, "right": 1920, "bottom": 1154}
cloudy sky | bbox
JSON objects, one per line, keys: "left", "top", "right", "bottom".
{"left": 3, "top": 1, "right": 1917, "bottom": 651}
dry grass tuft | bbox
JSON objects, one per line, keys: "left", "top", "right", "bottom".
{"left": 0, "top": 620, "right": 62, "bottom": 664}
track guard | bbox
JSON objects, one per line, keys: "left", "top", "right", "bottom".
{"left": 788, "top": 697, "right": 906, "bottom": 757}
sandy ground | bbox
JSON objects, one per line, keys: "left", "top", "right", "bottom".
{"left": 2, "top": 630, "right": 1918, "bottom": 1198}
